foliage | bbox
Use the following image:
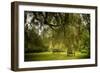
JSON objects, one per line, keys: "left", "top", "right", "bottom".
{"left": 24, "top": 11, "right": 90, "bottom": 60}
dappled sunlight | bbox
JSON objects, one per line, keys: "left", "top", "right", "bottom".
{"left": 24, "top": 11, "right": 90, "bottom": 61}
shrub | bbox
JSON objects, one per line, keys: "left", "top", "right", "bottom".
{"left": 25, "top": 46, "right": 49, "bottom": 53}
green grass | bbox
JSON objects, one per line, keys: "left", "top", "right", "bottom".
{"left": 24, "top": 51, "right": 90, "bottom": 61}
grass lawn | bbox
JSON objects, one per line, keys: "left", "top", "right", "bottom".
{"left": 24, "top": 51, "right": 90, "bottom": 61}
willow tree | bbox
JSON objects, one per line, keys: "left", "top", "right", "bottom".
{"left": 24, "top": 11, "right": 90, "bottom": 56}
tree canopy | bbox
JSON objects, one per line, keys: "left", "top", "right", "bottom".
{"left": 24, "top": 11, "right": 90, "bottom": 56}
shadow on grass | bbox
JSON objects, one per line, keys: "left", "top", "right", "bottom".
{"left": 24, "top": 52, "right": 90, "bottom": 61}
